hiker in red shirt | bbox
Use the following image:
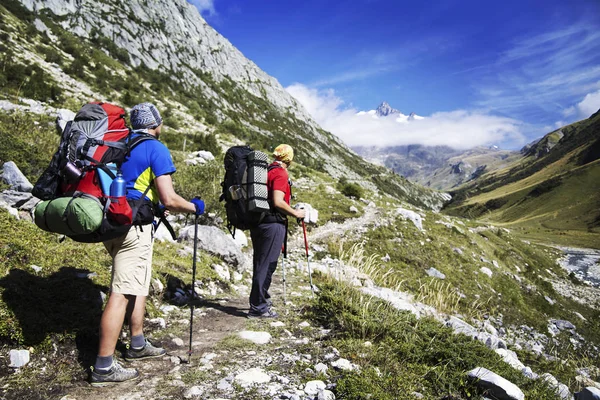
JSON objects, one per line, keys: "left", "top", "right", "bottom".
{"left": 248, "top": 144, "right": 305, "bottom": 318}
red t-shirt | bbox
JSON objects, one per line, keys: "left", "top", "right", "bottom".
{"left": 267, "top": 162, "right": 291, "bottom": 204}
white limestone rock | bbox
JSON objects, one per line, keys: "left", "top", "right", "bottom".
{"left": 179, "top": 225, "right": 249, "bottom": 272}
{"left": 9, "top": 349, "right": 30, "bottom": 368}
{"left": 396, "top": 208, "right": 424, "bottom": 231}
{"left": 1, "top": 162, "right": 33, "bottom": 192}
{"left": 234, "top": 368, "right": 271, "bottom": 386}
{"left": 304, "top": 380, "right": 326, "bottom": 396}
{"left": 467, "top": 367, "right": 524, "bottom": 400}
{"left": 480, "top": 267, "right": 493, "bottom": 277}
{"left": 238, "top": 331, "right": 272, "bottom": 345}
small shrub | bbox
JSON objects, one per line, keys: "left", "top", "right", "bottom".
{"left": 340, "top": 182, "right": 363, "bottom": 199}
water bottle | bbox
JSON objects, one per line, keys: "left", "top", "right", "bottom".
{"left": 110, "top": 171, "right": 127, "bottom": 198}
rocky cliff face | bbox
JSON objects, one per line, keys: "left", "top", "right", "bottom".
{"left": 20, "top": 0, "right": 315, "bottom": 126}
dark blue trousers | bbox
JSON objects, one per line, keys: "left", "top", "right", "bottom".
{"left": 249, "top": 222, "right": 285, "bottom": 314}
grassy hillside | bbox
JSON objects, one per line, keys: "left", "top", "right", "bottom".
{"left": 444, "top": 110, "right": 600, "bottom": 248}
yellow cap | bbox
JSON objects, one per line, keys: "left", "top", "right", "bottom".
{"left": 273, "top": 144, "right": 294, "bottom": 164}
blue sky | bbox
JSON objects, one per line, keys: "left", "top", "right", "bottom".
{"left": 189, "top": 0, "right": 600, "bottom": 149}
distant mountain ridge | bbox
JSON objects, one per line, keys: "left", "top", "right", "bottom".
{"left": 355, "top": 143, "right": 519, "bottom": 190}
{"left": 352, "top": 101, "right": 518, "bottom": 190}
{"left": 444, "top": 109, "right": 600, "bottom": 245}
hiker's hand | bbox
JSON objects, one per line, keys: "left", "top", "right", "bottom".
{"left": 294, "top": 208, "right": 306, "bottom": 220}
{"left": 191, "top": 197, "right": 205, "bottom": 215}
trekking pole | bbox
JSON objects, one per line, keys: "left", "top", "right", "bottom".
{"left": 187, "top": 215, "right": 199, "bottom": 364}
{"left": 281, "top": 249, "right": 287, "bottom": 306}
{"left": 301, "top": 220, "right": 315, "bottom": 297}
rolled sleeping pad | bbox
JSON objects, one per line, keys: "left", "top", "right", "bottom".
{"left": 246, "top": 150, "right": 270, "bottom": 212}
{"left": 34, "top": 196, "right": 103, "bottom": 236}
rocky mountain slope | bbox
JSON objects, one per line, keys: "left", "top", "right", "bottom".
{"left": 355, "top": 143, "right": 520, "bottom": 190}
{"left": 0, "top": 0, "right": 447, "bottom": 210}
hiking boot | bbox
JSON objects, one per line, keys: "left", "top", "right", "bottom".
{"left": 247, "top": 309, "right": 279, "bottom": 319}
{"left": 89, "top": 361, "right": 139, "bottom": 386}
{"left": 124, "top": 340, "right": 166, "bottom": 361}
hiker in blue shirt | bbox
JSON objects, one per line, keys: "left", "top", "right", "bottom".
{"left": 90, "top": 103, "right": 205, "bottom": 386}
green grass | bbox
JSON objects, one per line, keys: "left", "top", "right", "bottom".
{"left": 0, "top": 208, "right": 219, "bottom": 347}
{"left": 326, "top": 210, "right": 600, "bottom": 349}
{"left": 309, "top": 280, "right": 563, "bottom": 399}
{"left": 0, "top": 112, "right": 59, "bottom": 183}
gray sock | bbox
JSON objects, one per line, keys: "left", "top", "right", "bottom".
{"left": 131, "top": 334, "right": 146, "bottom": 350}
{"left": 94, "top": 355, "right": 113, "bottom": 371}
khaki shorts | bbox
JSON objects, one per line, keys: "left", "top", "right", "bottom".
{"left": 104, "top": 225, "right": 154, "bottom": 296}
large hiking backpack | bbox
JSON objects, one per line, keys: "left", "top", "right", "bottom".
{"left": 220, "top": 145, "right": 271, "bottom": 235}
{"left": 32, "top": 102, "right": 156, "bottom": 243}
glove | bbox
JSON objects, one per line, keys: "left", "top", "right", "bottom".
{"left": 191, "top": 197, "right": 205, "bottom": 215}
{"left": 155, "top": 203, "right": 167, "bottom": 217}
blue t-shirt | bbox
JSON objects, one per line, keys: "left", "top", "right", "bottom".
{"left": 123, "top": 134, "right": 176, "bottom": 203}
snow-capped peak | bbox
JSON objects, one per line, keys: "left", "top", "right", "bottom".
{"left": 357, "top": 102, "right": 424, "bottom": 122}
{"left": 375, "top": 101, "right": 401, "bottom": 117}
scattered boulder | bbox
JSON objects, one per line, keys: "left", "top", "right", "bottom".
{"left": 426, "top": 267, "right": 446, "bottom": 279}
{"left": 238, "top": 331, "right": 272, "bottom": 345}
{"left": 467, "top": 367, "right": 524, "bottom": 400}
{"left": 154, "top": 222, "right": 177, "bottom": 242}
{"left": 349, "top": 205, "right": 358, "bottom": 213}
{"left": 30, "top": 265, "right": 42, "bottom": 273}
{"left": 396, "top": 208, "right": 423, "bottom": 231}
{"left": 0, "top": 199, "right": 19, "bottom": 219}
{"left": 183, "top": 386, "right": 204, "bottom": 398}
{"left": 234, "top": 368, "right": 271, "bottom": 386}
{"left": 480, "top": 267, "right": 493, "bottom": 277}
{"left": 0, "top": 190, "right": 33, "bottom": 208}
{"left": 446, "top": 316, "right": 477, "bottom": 337}
{"left": 495, "top": 349, "right": 525, "bottom": 371}
{"left": 232, "top": 230, "right": 248, "bottom": 248}
{"left": 179, "top": 225, "right": 249, "bottom": 272}
{"left": 9, "top": 349, "right": 30, "bottom": 368}
{"left": 541, "top": 374, "right": 571, "bottom": 399}
{"left": 304, "top": 380, "right": 326, "bottom": 396}
{"left": 331, "top": 358, "right": 354, "bottom": 371}
{"left": 185, "top": 150, "right": 215, "bottom": 166}
{"left": 56, "top": 109, "right": 76, "bottom": 133}
{"left": 1, "top": 162, "right": 33, "bottom": 192}
{"left": 212, "top": 264, "right": 231, "bottom": 282}
{"left": 315, "top": 362, "right": 328, "bottom": 374}
{"left": 318, "top": 390, "right": 336, "bottom": 400}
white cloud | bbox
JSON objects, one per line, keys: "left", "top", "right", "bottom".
{"left": 286, "top": 83, "right": 526, "bottom": 150}
{"left": 188, "top": 0, "right": 216, "bottom": 16}
{"left": 576, "top": 89, "right": 600, "bottom": 117}
{"left": 471, "top": 24, "right": 600, "bottom": 119}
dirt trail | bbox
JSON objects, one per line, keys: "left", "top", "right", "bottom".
{"left": 290, "top": 204, "right": 381, "bottom": 246}
{"left": 64, "top": 296, "right": 250, "bottom": 400}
